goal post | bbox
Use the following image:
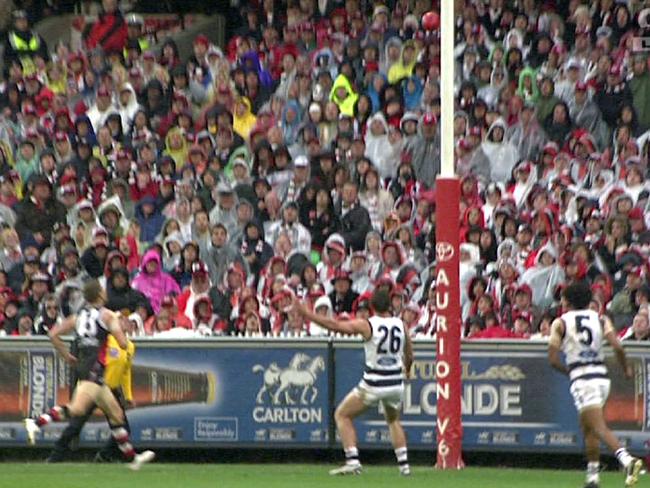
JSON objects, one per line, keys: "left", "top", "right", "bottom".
{"left": 434, "top": 0, "right": 464, "bottom": 469}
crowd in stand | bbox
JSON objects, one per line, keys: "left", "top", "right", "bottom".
{"left": 0, "top": 0, "right": 650, "bottom": 342}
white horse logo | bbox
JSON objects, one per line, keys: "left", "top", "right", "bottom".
{"left": 252, "top": 354, "right": 325, "bottom": 405}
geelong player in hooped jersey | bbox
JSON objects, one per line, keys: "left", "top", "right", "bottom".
{"left": 548, "top": 281, "right": 642, "bottom": 488}
{"left": 292, "top": 288, "right": 413, "bottom": 476}
{"left": 24, "top": 280, "right": 155, "bottom": 471}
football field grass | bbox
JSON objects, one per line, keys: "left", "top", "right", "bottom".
{"left": 1, "top": 463, "right": 645, "bottom": 488}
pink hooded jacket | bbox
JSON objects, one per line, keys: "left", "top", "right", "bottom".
{"left": 132, "top": 249, "right": 181, "bottom": 313}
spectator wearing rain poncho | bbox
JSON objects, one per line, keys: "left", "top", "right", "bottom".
{"left": 233, "top": 96, "right": 257, "bottom": 142}
{"left": 517, "top": 66, "right": 539, "bottom": 104}
{"left": 164, "top": 127, "right": 189, "bottom": 170}
{"left": 520, "top": 243, "right": 565, "bottom": 310}
{"left": 388, "top": 40, "right": 418, "bottom": 85}
{"left": 506, "top": 101, "right": 547, "bottom": 162}
{"left": 402, "top": 76, "right": 423, "bottom": 112}
{"left": 132, "top": 249, "right": 181, "bottom": 313}
{"left": 459, "top": 243, "right": 482, "bottom": 318}
{"left": 309, "top": 295, "right": 333, "bottom": 336}
{"left": 117, "top": 83, "right": 141, "bottom": 133}
{"left": 478, "top": 64, "right": 508, "bottom": 109}
{"left": 329, "top": 73, "right": 359, "bottom": 118}
{"left": 381, "top": 37, "right": 403, "bottom": 77}
{"left": 364, "top": 112, "right": 400, "bottom": 181}
{"left": 470, "top": 117, "right": 519, "bottom": 184}
{"left": 281, "top": 100, "right": 302, "bottom": 146}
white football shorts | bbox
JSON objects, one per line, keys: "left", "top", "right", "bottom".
{"left": 569, "top": 377, "right": 611, "bottom": 412}
{"left": 355, "top": 381, "right": 404, "bottom": 411}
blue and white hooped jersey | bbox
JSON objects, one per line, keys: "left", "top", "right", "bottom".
{"left": 560, "top": 309, "right": 610, "bottom": 383}
{"left": 361, "top": 316, "right": 406, "bottom": 389}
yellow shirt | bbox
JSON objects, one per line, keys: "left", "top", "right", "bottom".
{"left": 104, "top": 335, "right": 135, "bottom": 402}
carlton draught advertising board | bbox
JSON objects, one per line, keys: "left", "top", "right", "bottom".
{"left": 334, "top": 342, "right": 648, "bottom": 453}
{"left": 0, "top": 339, "right": 330, "bottom": 447}
{"left": 0, "top": 339, "right": 648, "bottom": 452}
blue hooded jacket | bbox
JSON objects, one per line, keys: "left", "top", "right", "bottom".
{"left": 135, "top": 196, "right": 165, "bottom": 243}
{"left": 239, "top": 51, "right": 274, "bottom": 89}
{"left": 366, "top": 72, "right": 387, "bottom": 114}
{"left": 281, "top": 100, "right": 302, "bottom": 146}
{"left": 402, "top": 76, "right": 423, "bottom": 111}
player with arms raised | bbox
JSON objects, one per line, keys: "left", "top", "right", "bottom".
{"left": 292, "top": 288, "right": 412, "bottom": 476}
{"left": 24, "top": 280, "right": 155, "bottom": 471}
{"left": 548, "top": 281, "right": 642, "bottom": 488}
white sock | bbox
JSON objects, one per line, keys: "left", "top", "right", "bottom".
{"left": 586, "top": 461, "right": 600, "bottom": 483}
{"left": 344, "top": 447, "right": 360, "bottom": 466}
{"left": 615, "top": 448, "right": 633, "bottom": 469}
{"left": 395, "top": 447, "right": 409, "bottom": 469}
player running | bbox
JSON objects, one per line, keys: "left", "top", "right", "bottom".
{"left": 548, "top": 281, "right": 642, "bottom": 488}
{"left": 24, "top": 280, "right": 154, "bottom": 471}
{"left": 292, "top": 288, "right": 412, "bottom": 476}
{"left": 46, "top": 310, "right": 136, "bottom": 463}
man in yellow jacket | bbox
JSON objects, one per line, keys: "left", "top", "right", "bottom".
{"left": 46, "top": 315, "right": 136, "bottom": 463}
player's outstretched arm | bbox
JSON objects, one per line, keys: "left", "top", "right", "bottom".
{"left": 291, "top": 296, "right": 372, "bottom": 340}
{"left": 603, "top": 316, "right": 633, "bottom": 379}
{"left": 48, "top": 316, "right": 78, "bottom": 364}
{"left": 548, "top": 318, "right": 568, "bottom": 376}
{"left": 403, "top": 332, "right": 413, "bottom": 379}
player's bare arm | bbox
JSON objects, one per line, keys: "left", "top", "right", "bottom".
{"left": 48, "top": 316, "right": 77, "bottom": 364}
{"left": 403, "top": 332, "right": 413, "bottom": 379}
{"left": 602, "top": 316, "right": 632, "bottom": 379}
{"left": 548, "top": 318, "right": 568, "bottom": 376}
{"left": 101, "top": 309, "right": 128, "bottom": 349}
{"left": 292, "top": 296, "right": 372, "bottom": 339}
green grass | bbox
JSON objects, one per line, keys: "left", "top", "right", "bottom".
{"left": 0, "top": 463, "right": 644, "bottom": 488}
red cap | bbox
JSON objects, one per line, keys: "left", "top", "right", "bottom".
{"left": 25, "top": 73, "right": 38, "bottom": 82}
{"left": 129, "top": 67, "right": 142, "bottom": 78}
{"left": 516, "top": 284, "right": 533, "bottom": 296}
{"left": 24, "top": 127, "right": 38, "bottom": 138}
{"left": 469, "top": 126, "right": 481, "bottom": 137}
{"left": 192, "top": 261, "right": 209, "bottom": 276}
{"left": 543, "top": 141, "right": 559, "bottom": 156}
{"left": 331, "top": 269, "right": 352, "bottom": 284}
{"left": 194, "top": 34, "right": 210, "bottom": 46}
{"left": 575, "top": 80, "right": 587, "bottom": 91}
{"left": 422, "top": 113, "right": 437, "bottom": 126}
{"left": 514, "top": 310, "right": 532, "bottom": 323}
{"left": 23, "top": 105, "right": 37, "bottom": 116}
{"left": 54, "top": 131, "right": 68, "bottom": 143}
{"left": 161, "top": 295, "right": 176, "bottom": 308}
{"left": 97, "top": 86, "right": 111, "bottom": 97}
{"left": 142, "top": 51, "right": 155, "bottom": 60}
{"left": 93, "top": 226, "right": 108, "bottom": 240}
{"left": 332, "top": 7, "right": 346, "bottom": 18}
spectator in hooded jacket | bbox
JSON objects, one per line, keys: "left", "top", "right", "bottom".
{"left": 132, "top": 248, "right": 181, "bottom": 313}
